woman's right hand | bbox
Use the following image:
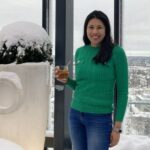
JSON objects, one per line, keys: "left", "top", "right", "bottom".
{"left": 55, "top": 66, "right": 69, "bottom": 84}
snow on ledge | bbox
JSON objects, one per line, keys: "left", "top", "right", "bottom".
{"left": 110, "top": 134, "right": 150, "bottom": 150}
{"left": 0, "top": 138, "right": 24, "bottom": 150}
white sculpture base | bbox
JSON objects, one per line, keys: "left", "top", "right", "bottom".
{"left": 0, "top": 62, "right": 50, "bottom": 150}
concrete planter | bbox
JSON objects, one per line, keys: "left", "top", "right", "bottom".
{"left": 0, "top": 62, "right": 50, "bottom": 150}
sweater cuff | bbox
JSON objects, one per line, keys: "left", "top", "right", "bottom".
{"left": 115, "top": 94, "right": 128, "bottom": 122}
{"left": 66, "top": 77, "right": 76, "bottom": 90}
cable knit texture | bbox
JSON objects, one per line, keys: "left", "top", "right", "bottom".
{"left": 67, "top": 45, "right": 128, "bottom": 121}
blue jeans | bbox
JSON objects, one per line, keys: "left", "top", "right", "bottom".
{"left": 68, "top": 108, "right": 112, "bottom": 150}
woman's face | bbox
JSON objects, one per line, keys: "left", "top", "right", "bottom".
{"left": 86, "top": 18, "right": 106, "bottom": 47}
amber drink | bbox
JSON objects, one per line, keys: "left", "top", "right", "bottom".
{"left": 58, "top": 66, "right": 69, "bottom": 79}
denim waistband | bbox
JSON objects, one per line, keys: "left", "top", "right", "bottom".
{"left": 70, "top": 107, "right": 112, "bottom": 117}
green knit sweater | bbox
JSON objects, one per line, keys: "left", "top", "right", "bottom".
{"left": 67, "top": 45, "right": 128, "bottom": 121}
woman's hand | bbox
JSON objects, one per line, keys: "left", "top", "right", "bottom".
{"left": 109, "top": 130, "right": 120, "bottom": 147}
{"left": 55, "top": 66, "right": 69, "bottom": 84}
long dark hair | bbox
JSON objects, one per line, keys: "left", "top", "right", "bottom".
{"left": 83, "top": 10, "right": 115, "bottom": 65}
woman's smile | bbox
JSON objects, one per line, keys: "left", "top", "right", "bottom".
{"left": 86, "top": 18, "right": 106, "bottom": 47}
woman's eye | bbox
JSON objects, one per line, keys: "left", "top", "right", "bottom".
{"left": 88, "top": 26, "right": 103, "bottom": 30}
{"left": 97, "top": 26, "right": 103, "bottom": 29}
{"left": 89, "top": 26, "right": 94, "bottom": 29}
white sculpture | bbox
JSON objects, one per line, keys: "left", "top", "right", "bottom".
{"left": 0, "top": 22, "right": 52, "bottom": 150}
{"left": 0, "top": 71, "right": 23, "bottom": 114}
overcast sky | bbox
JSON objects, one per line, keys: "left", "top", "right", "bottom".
{"left": 0, "top": 0, "right": 150, "bottom": 56}
{"left": 0, "top": 0, "right": 42, "bottom": 29}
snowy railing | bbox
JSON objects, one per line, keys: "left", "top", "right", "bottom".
{"left": 129, "top": 101, "right": 150, "bottom": 105}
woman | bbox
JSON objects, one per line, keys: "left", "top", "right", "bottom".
{"left": 55, "top": 10, "right": 128, "bottom": 150}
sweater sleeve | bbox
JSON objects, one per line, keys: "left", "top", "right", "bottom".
{"left": 66, "top": 48, "right": 79, "bottom": 90}
{"left": 113, "top": 46, "right": 128, "bottom": 122}
{"left": 66, "top": 77, "right": 77, "bottom": 90}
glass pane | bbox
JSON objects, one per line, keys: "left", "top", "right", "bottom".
{"left": 123, "top": 0, "right": 150, "bottom": 137}
{"left": 0, "top": 0, "right": 42, "bottom": 30}
{"left": 74, "top": 0, "right": 114, "bottom": 53}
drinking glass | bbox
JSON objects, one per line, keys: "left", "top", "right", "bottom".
{"left": 57, "top": 65, "right": 69, "bottom": 79}
{"left": 55, "top": 65, "right": 69, "bottom": 91}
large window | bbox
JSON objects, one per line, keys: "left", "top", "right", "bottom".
{"left": 123, "top": 0, "right": 150, "bottom": 137}
{"left": 74, "top": 0, "right": 150, "bottom": 137}
{"left": 74, "top": 0, "right": 114, "bottom": 53}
